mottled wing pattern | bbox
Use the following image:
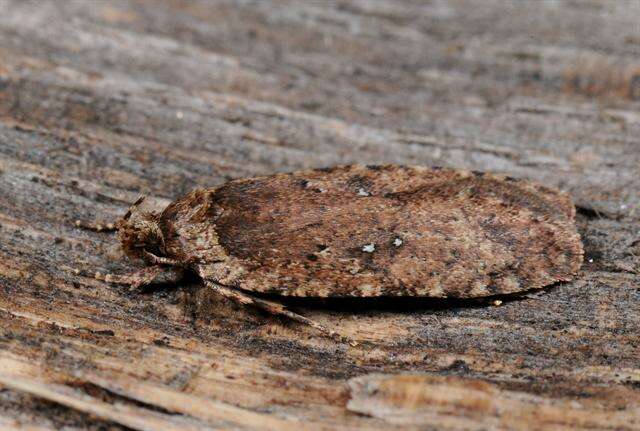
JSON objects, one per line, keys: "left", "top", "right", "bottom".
{"left": 162, "top": 165, "right": 583, "bottom": 298}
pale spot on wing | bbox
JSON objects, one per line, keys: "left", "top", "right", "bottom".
{"left": 357, "top": 283, "right": 384, "bottom": 296}
{"left": 429, "top": 282, "right": 445, "bottom": 297}
{"left": 468, "top": 281, "right": 490, "bottom": 297}
{"left": 500, "top": 275, "right": 520, "bottom": 292}
{"left": 362, "top": 243, "right": 375, "bottom": 253}
{"left": 357, "top": 187, "right": 370, "bottom": 197}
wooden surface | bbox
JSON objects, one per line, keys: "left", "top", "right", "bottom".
{"left": 0, "top": 1, "right": 639, "bottom": 429}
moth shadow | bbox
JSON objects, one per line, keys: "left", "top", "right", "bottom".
{"left": 251, "top": 286, "right": 557, "bottom": 315}
{"left": 160, "top": 272, "right": 558, "bottom": 315}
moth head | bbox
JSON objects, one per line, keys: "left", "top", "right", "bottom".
{"left": 117, "top": 196, "right": 165, "bottom": 261}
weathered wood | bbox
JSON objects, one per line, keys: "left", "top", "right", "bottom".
{"left": 0, "top": 1, "right": 638, "bottom": 429}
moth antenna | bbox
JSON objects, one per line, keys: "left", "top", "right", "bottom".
{"left": 73, "top": 195, "right": 147, "bottom": 232}
{"left": 122, "top": 195, "right": 147, "bottom": 222}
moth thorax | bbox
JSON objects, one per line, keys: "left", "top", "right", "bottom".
{"left": 118, "top": 211, "right": 164, "bottom": 260}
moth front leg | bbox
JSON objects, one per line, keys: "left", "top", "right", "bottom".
{"left": 203, "top": 280, "right": 356, "bottom": 346}
{"left": 74, "top": 219, "right": 117, "bottom": 232}
{"left": 73, "top": 266, "right": 184, "bottom": 291}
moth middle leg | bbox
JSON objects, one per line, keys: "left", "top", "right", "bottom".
{"left": 203, "top": 280, "right": 356, "bottom": 345}
{"left": 73, "top": 265, "right": 184, "bottom": 291}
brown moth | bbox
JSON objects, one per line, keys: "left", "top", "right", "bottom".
{"left": 76, "top": 165, "right": 583, "bottom": 341}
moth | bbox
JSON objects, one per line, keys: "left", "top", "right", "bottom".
{"left": 75, "top": 165, "right": 583, "bottom": 341}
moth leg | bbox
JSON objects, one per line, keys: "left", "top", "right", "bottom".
{"left": 142, "top": 250, "right": 179, "bottom": 266}
{"left": 72, "top": 265, "right": 184, "bottom": 290}
{"left": 74, "top": 219, "right": 117, "bottom": 232}
{"left": 74, "top": 196, "right": 146, "bottom": 232}
{"left": 204, "top": 280, "right": 356, "bottom": 346}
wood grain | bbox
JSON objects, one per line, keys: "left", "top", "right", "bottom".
{"left": 0, "top": 1, "right": 638, "bottom": 429}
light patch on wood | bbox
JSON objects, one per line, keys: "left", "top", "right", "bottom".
{"left": 347, "top": 373, "right": 639, "bottom": 428}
